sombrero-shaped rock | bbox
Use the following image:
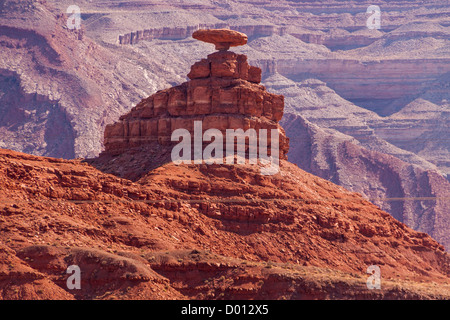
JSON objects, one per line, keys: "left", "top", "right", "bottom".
{"left": 192, "top": 28, "right": 248, "bottom": 51}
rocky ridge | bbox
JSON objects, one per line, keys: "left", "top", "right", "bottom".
{"left": 1, "top": 148, "right": 450, "bottom": 299}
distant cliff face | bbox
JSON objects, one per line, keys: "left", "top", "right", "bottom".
{"left": 268, "top": 58, "right": 449, "bottom": 116}
{"left": 256, "top": 68, "right": 449, "bottom": 250}
{"left": 281, "top": 113, "right": 450, "bottom": 250}
{"left": 0, "top": 0, "right": 183, "bottom": 158}
{"left": 0, "top": 68, "right": 76, "bottom": 158}
{"left": 119, "top": 24, "right": 283, "bottom": 45}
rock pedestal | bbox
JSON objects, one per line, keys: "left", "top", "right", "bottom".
{"left": 104, "top": 30, "right": 289, "bottom": 161}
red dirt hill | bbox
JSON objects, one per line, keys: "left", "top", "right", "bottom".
{"left": 0, "top": 148, "right": 449, "bottom": 299}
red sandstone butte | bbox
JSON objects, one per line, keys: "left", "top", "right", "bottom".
{"left": 102, "top": 46, "right": 287, "bottom": 166}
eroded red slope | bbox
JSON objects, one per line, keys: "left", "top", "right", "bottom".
{"left": 0, "top": 149, "right": 449, "bottom": 299}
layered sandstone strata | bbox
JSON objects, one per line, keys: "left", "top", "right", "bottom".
{"left": 118, "top": 24, "right": 283, "bottom": 45}
{"left": 192, "top": 29, "right": 248, "bottom": 50}
{"left": 1, "top": 148, "right": 450, "bottom": 300}
{"left": 103, "top": 47, "right": 289, "bottom": 160}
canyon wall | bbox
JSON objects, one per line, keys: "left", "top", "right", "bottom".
{"left": 281, "top": 113, "right": 450, "bottom": 250}
{"left": 119, "top": 23, "right": 285, "bottom": 45}
{"left": 0, "top": 68, "right": 76, "bottom": 158}
{"left": 259, "top": 58, "right": 450, "bottom": 115}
